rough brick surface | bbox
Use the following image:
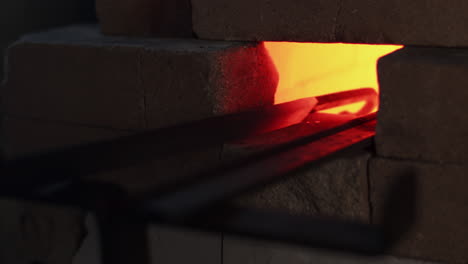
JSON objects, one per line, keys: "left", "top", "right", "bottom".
{"left": 3, "top": 25, "right": 278, "bottom": 130}
{"left": 339, "top": 0, "right": 468, "bottom": 46}
{"left": 192, "top": 0, "right": 468, "bottom": 46}
{"left": 370, "top": 157, "right": 468, "bottom": 264}
{"left": 235, "top": 151, "right": 371, "bottom": 221}
{"left": 192, "top": 0, "right": 339, "bottom": 42}
{"left": 376, "top": 47, "right": 468, "bottom": 163}
{"left": 97, "top": 0, "right": 192, "bottom": 38}
{"left": 94, "top": 0, "right": 468, "bottom": 46}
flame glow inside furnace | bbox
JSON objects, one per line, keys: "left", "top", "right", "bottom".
{"left": 264, "top": 42, "right": 402, "bottom": 114}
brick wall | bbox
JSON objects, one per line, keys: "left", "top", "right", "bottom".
{"left": 4, "top": 0, "right": 468, "bottom": 264}
{"left": 371, "top": 47, "right": 468, "bottom": 264}
{"left": 96, "top": 0, "right": 468, "bottom": 47}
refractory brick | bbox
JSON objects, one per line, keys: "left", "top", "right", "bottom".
{"left": 234, "top": 151, "right": 371, "bottom": 222}
{"left": 339, "top": 0, "right": 468, "bottom": 47}
{"left": 376, "top": 47, "right": 468, "bottom": 163}
{"left": 3, "top": 25, "right": 278, "bottom": 130}
{"left": 192, "top": 0, "right": 468, "bottom": 46}
{"left": 192, "top": 0, "right": 340, "bottom": 42}
{"left": 95, "top": 0, "right": 468, "bottom": 46}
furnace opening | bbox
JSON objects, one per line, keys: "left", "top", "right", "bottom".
{"left": 264, "top": 42, "right": 402, "bottom": 115}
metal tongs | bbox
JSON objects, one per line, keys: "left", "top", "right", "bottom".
{"left": 1, "top": 88, "right": 378, "bottom": 193}
{"left": 0, "top": 87, "right": 399, "bottom": 260}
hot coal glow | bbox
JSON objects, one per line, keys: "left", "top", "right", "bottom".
{"left": 265, "top": 42, "right": 402, "bottom": 115}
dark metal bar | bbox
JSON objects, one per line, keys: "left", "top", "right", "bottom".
{"left": 171, "top": 206, "right": 386, "bottom": 256}
{"left": 0, "top": 88, "right": 374, "bottom": 195}
{"left": 315, "top": 88, "right": 378, "bottom": 116}
{"left": 2, "top": 114, "right": 376, "bottom": 217}
{"left": 0, "top": 97, "right": 317, "bottom": 194}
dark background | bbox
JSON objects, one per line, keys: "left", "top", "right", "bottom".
{"left": 0, "top": 0, "right": 97, "bottom": 82}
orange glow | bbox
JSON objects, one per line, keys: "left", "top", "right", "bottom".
{"left": 264, "top": 42, "right": 402, "bottom": 114}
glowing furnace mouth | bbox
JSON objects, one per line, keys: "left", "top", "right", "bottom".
{"left": 264, "top": 42, "right": 402, "bottom": 115}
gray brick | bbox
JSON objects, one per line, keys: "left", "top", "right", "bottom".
{"left": 192, "top": 0, "right": 468, "bottom": 46}
{"left": 3, "top": 25, "right": 278, "bottom": 130}
{"left": 376, "top": 47, "right": 468, "bottom": 163}
{"left": 234, "top": 151, "right": 371, "bottom": 221}
{"left": 192, "top": 0, "right": 339, "bottom": 42}
{"left": 339, "top": 0, "right": 468, "bottom": 46}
